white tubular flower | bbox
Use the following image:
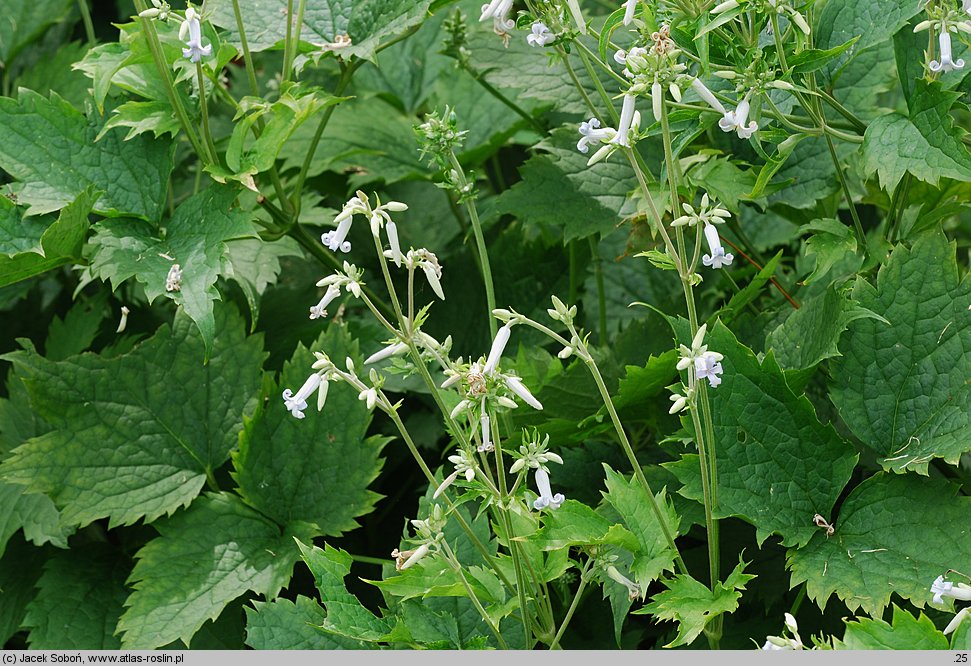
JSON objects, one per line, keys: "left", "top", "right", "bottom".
{"left": 930, "top": 31, "right": 966, "bottom": 73}
{"left": 711, "top": 0, "right": 739, "bottom": 13}
{"left": 669, "top": 392, "right": 688, "bottom": 414}
{"left": 695, "top": 352, "right": 724, "bottom": 388}
{"left": 283, "top": 373, "right": 323, "bottom": 419}
{"left": 606, "top": 565, "right": 641, "bottom": 601}
{"left": 719, "top": 95, "right": 758, "bottom": 139}
{"left": 480, "top": 0, "right": 515, "bottom": 38}
{"left": 399, "top": 543, "right": 430, "bottom": 570}
{"left": 358, "top": 387, "right": 378, "bottom": 410}
{"left": 577, "top": 118, "right": 617, "bottom": 154}
{"left": 180, "top": 7, "right": 212, "bottom": 63}
{"left": 965, "top": 0, "right": 971, "bottom": 16}
{"left": 651, "top": 80, "right": 663, "bottom": 122}
{"left": 932, "top": 575, "right": 971, "bottom": 604}
{"left": 945, "top": 608, "right": 969, "bottom": 635}
{"left": 364, "top": 341, "right": 408, "bottom": 365}
{"left": 526, "top": 21, "right": 555, "bottom": 47}
{"left": 479, "top": 414, "right": 494, "bottom": 452}
{"left": 386, "top": 221, "right": 402, "bottom": 267}
{"left": 613, "top": 94, "right": 637, "bottom": 147}
{"left": 622, "top": 0, "right": 638, "bottom": 25}
{"left": 417, "top": 250, "right": 445, "bottom": 300}
{"left": 532, "top": 468, "right": 565, "bottom": 510}
{"left": 702, "top": 223, "right": 734, "bottom": 269}
{"left": 116, "top": 306, "right": 130, "bottom": 333}
{"left": 480, "top": 0, "right": 512, "bottom": 22}
{"left": 504, "top": 375, "right": 543, "bottom": 410}
{"left": 165, "top": 263, "right": 183, "bottom": 292}
{"left": 690, "top": 78, "right": 727, "bottom": 114}
{"left": 450, "top": 399, "right": 471, "bottom": 419}
{"left": 484, "top": 322, "right": 512, "bottom": 375}
{"left": 564, "top": 0, "right": 587, "bottom": 33}
{"left": 309, "top": 284, "right": 342, "bottom": 320}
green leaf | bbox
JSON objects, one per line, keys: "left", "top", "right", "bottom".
{"left": 830, "top": 230, "right": 971, "bottom": 472}
{"left": 798, "top": 218, "right": 859, "bottom": 285}
{"left": 244, "top": 596, "right": 365, "bottom": 649}
{"left": 637, "top": 558, "right": 755, "bottom": 648}
{"left": 13, "top": 41, "right": 90, "bottom": 110}
{"left": 715, "top": 250, "right": 782, "bottom": 323}
{"left": 0, "top": 194, "right": 50, "bottom": 256}
{"left": 223, "top": 236, "right": 303, "bottom": 330}
{"left": 220, "top": 90, "right": 345, "bottom": 181}
{"left": 602, "top": 465, "right": 681, "bottom": 588}
{"left": 209, "top": 0, "right": 432, "bottom": 62}
{"left": 23, "top": 544, "right": 129, "bottom": 649}
{"left": 0, "top": 187, "right": 97, "bottom": 288}
{"left": 44, "top": 291, "right": 109, "bottom": 360}
{"left": 767, "top": 137, "right": 841, "bottom": 210}
{"left": 0, "top": 306, "right": 264, "bottom": 528}
{"left": 665, "top": 322, "right": 857, "bottom": 547}
{"left": 816, "top": 0, "right": 921, "bottom": 69}
{"left": 834, "top": 605, "right": 950, "bottom": 650}
{"left": 0, "top": 0, "right": 72, "bottom": 67}
{"left": 863, "top": 80, "right": 971, "bottom": 191}
{"left": 295, "top": 540, "right": 396, "bottom": 641}
{"left": 0, "top": 482, "right": 69, "bottom": 559}
{"left": 99, "top": 101, "right": 182, "bottom": 141}
{"left": 88, "top": 185, "right": 256, "bottom": 357}
{"left": 233, "top": 324, "right": 385, "bottom": 536}
{"left": 0, "top": 535, "right": 47, "bottom": 645}
{"left": 282, "top": 97, "right": 424, "bottom": 188}
{"left": 118, "top": 492, "right": 309, "bottom": 649}
{"left": 767, "top": 285, "right": 883, "bottom": 371}
{"left": 526, "top": 499, "right": 639, "bottom": 552}
{"left": 495, "top": 127, "right": 636, "bottom": 242}
{"left": 0, "top": 90, "right": 174, "bottom": 219}
{"left": 787, "top": 472, "right": 971, "bottom": 616}
{"left": 787, "top": 37, "right": 860, "bottom": 75}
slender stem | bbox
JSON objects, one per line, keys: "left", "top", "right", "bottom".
{"left": 282, "top": 0, "right": 294, "bottom": 83}
{"left": 824, "top": 132, "right": 868, "bottom": 257}
{"left": 490, "top": 416, "right": 536, "bottom": 647}
{"left": 195, "top": 62, "right": 219, "bottom": 164}
{"left": 384, "top": 405, "right": 511, "bottom": 588}
{"left": 459, "top": 62, "right": 545, "bottom": 134}
{"left": 449, "top": 152, "right": 498, "bottom": 339}
{"left": 77, "top": 0, "right": 96, "bottom": 44}
{"left": 291, "top": 61, "right": 360, "bottom": 215}
{"left": 231, "top": 0, "right": 260, "bottom": 96}
{"left": 568, "top": 324, "right": 686, "bottom": 574}
{"left": 131, "top": 2, "right": 208, "bottom": 161}
{"left": 440, "top": 541, "right": 509, "bottom": 649}
{"left": 549, "top": 557, "right": 593, "bottom": 650}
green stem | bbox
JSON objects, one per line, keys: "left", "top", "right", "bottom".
{"left": 131, "top": 2, "right": 208, "bottom": 162}
{"left": 231, "top": 0, "right": 260, "bottom": 96}
{"left": 441, "top": 542, "right": 509, "bottom": 649}
{"left": 459, "top": 62, "right": 545, "bottom": 134}
{"left": 548, "top": 556, "right": 593, "bottom": 650}
{"left": 448, "top": 152, "right": 498, "bottom": 339}
{"left": 568, "top": 324, "right": 686, "bottom": 574}
{"left": 291, "top": 61, "right": 360, "bottom": 215}
{"left": 195, "top": 62, "right": 219, "bottom": 165}
{"left": 490, "top": 418, "right": 536, "bottom": 647}
{"left": 660, "top": 97, "right": 719, "bottom": 589}
{"left": 77, "top": 0, "right": 96, "bottom": 44}
{"left": 282, "top": 0, "right": 294, "bottom": 83}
